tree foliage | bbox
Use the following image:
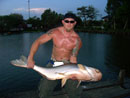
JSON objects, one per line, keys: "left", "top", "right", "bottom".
{"left": 105, "top": 0, "right": 130, "bottom": 30}
{"left": 77, "top": 5, "right": 99, "bottom": 20}
{"left": 41, "top": 9, "right": 63, "bottom": 30}
{"left": 0, "top": 13, "right": 24, "bottom": 33}
{"left": 26, "top": 16, "right": 41, "bottom": 29}
{"left": 77, "top": 5, "right": 99, "bottom": 27}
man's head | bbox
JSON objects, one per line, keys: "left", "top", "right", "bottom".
{"left": 62, "top": 13, "right": 77, "bottom": 32}
{"left": 63, "top": 13, "right": 77, "bottom": 21}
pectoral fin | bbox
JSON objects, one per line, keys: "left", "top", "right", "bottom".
{"left": 58, "top": 73, "right": 65, "bottom": 75}
{"left": 77, "top": 80, "right": 81, "bottom": 88}
{"left": 61, "top": 78, "right": 68, "bottom": 87}
{"left": 78, "top": 64, "right": 86, "bottom": 70}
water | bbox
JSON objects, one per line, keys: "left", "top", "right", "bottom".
{"left": 0, "top": 32, "right": 130, "bottom": 94}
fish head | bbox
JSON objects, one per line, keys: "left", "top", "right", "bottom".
{"left": 84, "top": 66, "right": 102, "bottom": 81}
{"left": 93, "top": 68, "right": 102, "bottom": 81}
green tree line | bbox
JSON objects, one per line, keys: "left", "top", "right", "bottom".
{"left": 0, "top": 5, "right": 102, "bottom": 34}
{"left": 0, "top": 13, "right": 24, "bottom": 33}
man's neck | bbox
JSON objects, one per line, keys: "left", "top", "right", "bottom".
{"left": 62, "top": 29, "right": 74, "bottom": 37}
{"left": 63, "top": 27, "right": 74, "bottom": 33}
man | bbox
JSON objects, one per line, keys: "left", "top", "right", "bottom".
{"left": 27, "top": 13, "right": 82, "bottom": 98}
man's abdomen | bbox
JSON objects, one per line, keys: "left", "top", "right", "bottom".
{"left": 52, "top": 47, "right": 72, "bottom": 61}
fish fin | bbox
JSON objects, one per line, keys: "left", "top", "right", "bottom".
{"left": 77, "top": 80, "right": 81, "bottom": 88}
{"left": 20, "top": 55, "right": 27, "bottom": 63}
{"left": 61, "top": 78, "right": 68, "bottom": 87}
{"left": 78, "top": 64, "right": 86, "bottom": 70}
{"left": 11, "top": 55, "right": 27, "bottom": 68}
{"left": 11, "top": 59, "right": 27, "bottom": 68}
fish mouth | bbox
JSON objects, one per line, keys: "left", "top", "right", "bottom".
{"left": 97, "top": 72, "right": 102, "bottom": 81}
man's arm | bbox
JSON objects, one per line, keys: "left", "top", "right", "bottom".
{"left": 27, "top": 29, "right": 54, "bottom": 68}
{"left": 70, "top": 37, "right": 82, "bottom": 63}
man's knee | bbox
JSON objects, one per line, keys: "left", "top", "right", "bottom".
{"left": 38, "top": 78, "right": 59, "bottom": 98}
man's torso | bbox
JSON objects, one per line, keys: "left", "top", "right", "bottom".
{"left": 51, "top": 27, "right": 80, "bottom": 61}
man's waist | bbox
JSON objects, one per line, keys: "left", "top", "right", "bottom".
{"left": 50, "top": 58, "right": 70, "bottom": 67}
{"left": 51, "top": 58, "right": 70, "bottom": 63}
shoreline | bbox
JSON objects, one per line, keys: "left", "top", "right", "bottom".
{"left": 0, "top": 29, "right": 130, "bottom": 37}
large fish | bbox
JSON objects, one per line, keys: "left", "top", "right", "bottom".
{"left": 11, "top": 56, "right": 102, "bottom": 87}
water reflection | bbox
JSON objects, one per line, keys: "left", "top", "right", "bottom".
{"left": 105, "top": 36, "right": 130, "bottom": 77}
{"left": 22, "top": 33, "right": 31, "bottom": 54}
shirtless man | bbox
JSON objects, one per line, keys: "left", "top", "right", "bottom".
{"left": 27, "top": 13, "right": 82, "bottom": 98}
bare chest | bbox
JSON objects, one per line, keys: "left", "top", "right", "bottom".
{"left": 53, "top": 35, "right": 76, "bottom": 50}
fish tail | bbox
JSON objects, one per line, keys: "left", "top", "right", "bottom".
{"left": 11, "top": 55, "right": 28, "bottom": 68}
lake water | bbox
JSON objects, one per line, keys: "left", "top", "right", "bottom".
{"left": 0, "top": 32, "right": 130, "bottom": 94}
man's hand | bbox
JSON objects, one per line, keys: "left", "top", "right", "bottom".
{"left": 27, "top": 58, "right": 35, "bottom": 69}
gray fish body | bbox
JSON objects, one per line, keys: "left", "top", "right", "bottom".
{"left": 11, "top": 56, "right": 102, "bottom": 87}
{"left": 33, "top": 64, "right": 81, "bottom": 80}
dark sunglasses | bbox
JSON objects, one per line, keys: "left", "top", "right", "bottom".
{"left": 64, "top": 20, "right": 75, "bottom": 24}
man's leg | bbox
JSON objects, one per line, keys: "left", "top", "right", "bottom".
{"left": 64, "top": 80, "right": 82, "bottom": 98}
{"left": 38, "top": 62, "right": 59, "bottom": 98}
{"left": 38, "top": 78, "right": 59, "bottom": 98}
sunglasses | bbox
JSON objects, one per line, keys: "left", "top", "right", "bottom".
{"left": 64, "top": 20, "right": 75, "bottom": 24}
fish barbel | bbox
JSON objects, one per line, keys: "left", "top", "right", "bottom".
{"left": 11, "top": 56, "right": 102, "bottom": 87}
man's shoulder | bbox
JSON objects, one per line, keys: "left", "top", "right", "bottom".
{"left": 49, "top": 27, "right": 61, "bottom": 33}
{"left": 45, "top": 27, "right": 60, "bottom": 36}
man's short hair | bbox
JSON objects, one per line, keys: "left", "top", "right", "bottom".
{"left": 63, "top": 13, "right": 77, "bottom": 21}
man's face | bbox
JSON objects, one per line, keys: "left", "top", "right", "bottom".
{"left": 62, "top": 18, "right": 76, "bottom": 32}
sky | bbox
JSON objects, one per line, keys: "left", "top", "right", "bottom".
{"left": 0, "top": 0, "right": 107, "bottom": 19}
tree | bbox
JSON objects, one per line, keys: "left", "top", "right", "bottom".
{"left": 105, "top": 0, "right": 130, "bottom": 30}
{"left": 87, "top": 5, "right": 99, "bottom": 20}
{"left": 77, "top": 5, "right": 99, "bottom": 27}
{"left": 77, "top": 6, "right": 88, "bottom": 26}
{"left": 0, "top": 13, "right": 24, "bottom": 32}
{"left": 0, "top": 16, "right": 6, "bottom": 33}
{"left": 26, "top": 16, "right": 41, "bottom": 30}
{"left": 9, "top": 13, "right": 24, "bottom": 29}
{"left": 41, "top": 9, "right": 63, "bottom": 30}
{"left": 116, "top": 0, "right": 130, "bottom": 29}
